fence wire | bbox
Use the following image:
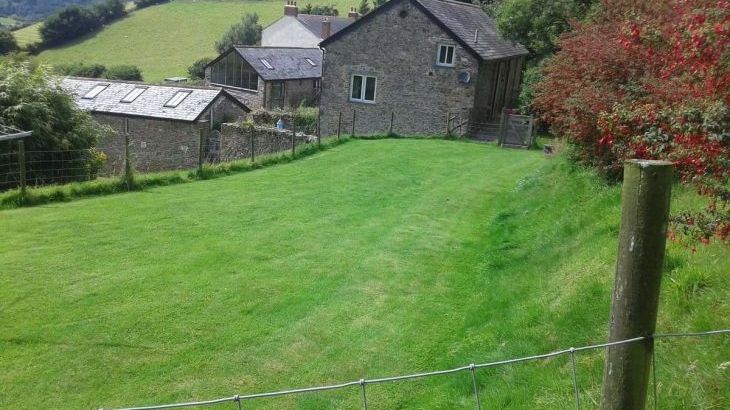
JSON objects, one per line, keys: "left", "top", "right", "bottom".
{"left": 0, "top": 149, "right": 101, "bottom": 190}
{"left": 103, "top": 329, "right": 729, "bottom": 410}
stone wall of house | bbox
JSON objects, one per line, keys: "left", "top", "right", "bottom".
{"left": 93, "top": 114, "right": 204, "bottom": 175}
{"left": 209, "top": 96, "right": 249, "bottom": 125}
{"left": 284, "top": 78, "right": 319, "bottom": 108}
{"left": 319, "top": 0, "right": 479, "bottom": 137}
{"left": 218, "top": 123, "right": 315, "bottom": 162}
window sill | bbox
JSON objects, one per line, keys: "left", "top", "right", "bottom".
{"left": 350, "top": 99, "right": 376, "bottom": 105}
{"left": 435, "top": 63, "right": 455, "bottom": 68}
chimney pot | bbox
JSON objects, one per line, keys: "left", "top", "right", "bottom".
{"left": 284, "top": 1, "right": 298, "bottom": 17}
{"left": 321, "top": 18, "right": 332, "bottom": 39}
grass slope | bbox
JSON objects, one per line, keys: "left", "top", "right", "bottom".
{"left": 27, "top": 0, "right": 359, "bottom": 82}
{"left": 0, "top": 140, "right": 727, "bottom": 409}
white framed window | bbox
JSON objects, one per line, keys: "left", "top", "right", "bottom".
{"left": 350, "top": 74, "right": 376, "bottom": 103}
{"left": 164, "top": 90, "right": 192, "bottom": 108}
{"left": 437, "top": 44, "right": 455, "bottom": 67}
{"left": 82, "top": 84, "right": 109, "bottom": 99}
{"left": 120, "top": 87, "right": 147, "bottom": 103}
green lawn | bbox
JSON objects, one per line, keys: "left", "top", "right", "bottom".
{"left": 0, "top": 139, "right": 727, "bottom": 409}
{"left": 26, "top": 0, "right": 359, "bottom": 82}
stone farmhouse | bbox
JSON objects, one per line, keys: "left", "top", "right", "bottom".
{"left": 262, "top": 1, "right": 359, "bottom": 48}
{"left": 204, "top": 46, "right": 322, "bottom": 110}
{"left": 318, "top": 0, "right": 529, "bottom": 137}
{"left": 62, "top": 77, "right": 249, "bottom": 173}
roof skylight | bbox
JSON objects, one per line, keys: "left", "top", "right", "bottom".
{"left": 305, "top": 58, "right": 317, "bottom": 67}
{"left": 120, "top": 87, "right": 148, "bottom": 103}
{"left": 82, "top": 84, "right": 109, "bottom": 99}
{"left": 164, "top": 90, "right": 192, "bottom": 108}
{"left": 260, "top": 58, "right": 274, "bottom": 70}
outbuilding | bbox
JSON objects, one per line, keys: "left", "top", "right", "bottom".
{"left": 62, "top": 77, "right": 249, "bottom": 173}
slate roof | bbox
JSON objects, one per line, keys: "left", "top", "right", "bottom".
{"left": 62, "top": 78, "right": 248, "bottom": 122}
{"left": 321, "top": 0, "right": 528, "bottom": 61}
{"left": 296, "top": 14, "right": 355, "bottom": 39}
{"left": 233, "top": 47, "right": 322, "bottom": 80}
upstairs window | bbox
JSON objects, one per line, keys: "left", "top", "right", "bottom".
{"left": 437, "top": 44, "right": 455, "bottom": 67}
{"left": 120, "top": 87, "right": 147, "bottom": 103}
{"left": 350, "top": 75, "right": 376, "bottom": 103}
{"left": 260, "top": 58, "right": 274, "bottom": 70}
{"left": 83, "top": 84, "right": 109, "bottom": 99}
{"left": 164, "top": 90, "right": 192, "bottom": 108}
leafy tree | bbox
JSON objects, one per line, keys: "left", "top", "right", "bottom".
{"left": 54, "top": 62, "right": 107, "bottom": 78}
{"left": 188, "top": 57, "right": 212, "bottom": 80}
{"left": 0, "top": 30, "right": 18, "bottom": 55}
{"left": 40, "top": 5, "right": 101, "bottom": 47}
{"left": 104, "top": 65, "right": 143, "bottom": 81}
{"left": 93, "top": 0, "right": 127, "bottom": 24}
{"left": 373, "top": 0, "right": 388, "bottom": 7}
{"left": 215, "top": 13, "right": 261, "bottom": 54}
{"left": 0, "top": 61, "right": 109, "bottom": 186}
{"left": 496, "top": 0, "right": 596, "bottom": 61}
{"left": 533, "top": 0, "right": 729, "bottom": 244}
{"left": 357, "top": 0, "right": 371, "bottom": 15}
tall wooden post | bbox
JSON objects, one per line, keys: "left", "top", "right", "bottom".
{"left": 351, "top": 110, "right": 356, "bottom": 137}
{"left": 123, "top": 131, "right": 133, "bottom": 191}
{"left": 389, "top": 111, "right": 394, "bottom": 136}
{"left": 337, "top": 112, "right": 342, "bottom": 141}
{"left": 198, "top": 128, "right": 205, "bottom": 175}
{"left": 445, "top": 111, "right": 451, "bottom": 137}
{"left": 600, "top": 160, "right": 673, "bottom": 410}
{"left": 250, "top": 125, "right": 255, "bottom": 163}
{"left": 498, "top": 108, "right": 507, "bottom": 146}
{"left": 18, "top": 139, "right": 26, "bottom": 200}
{"left": 317, "top": 118, "right": 321, "bottom": 148}
{"left": 291, "top": 123, "right": 296, "bottom": 157}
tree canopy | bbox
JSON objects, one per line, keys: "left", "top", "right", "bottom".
{"left": 214, "top": 13, "right": 261, "bottom": 54}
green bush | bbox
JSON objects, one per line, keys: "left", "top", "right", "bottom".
{"left": 135, "top": 0, "right": 170, "bottom": 9}
{"left": 40, "top": 5, "right": 101, "bottom": 47}
{"left": 54, "top": 62, "right": 107, "bottom": 78}
{"left": 0, "top": 30, "right": 18, "bottom": 55}
{"left": 187, "top": 57, "right": 212, "bottom": 80}
{"left": 104, "top": 64, "right": 143, "bottom": 81}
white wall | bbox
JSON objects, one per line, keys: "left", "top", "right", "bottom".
{"left": 262, "top": 16, "right": 321, "bottom": 48}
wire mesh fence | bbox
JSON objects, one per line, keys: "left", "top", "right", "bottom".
{"left": 0, "top": 148, "right": 105, "bottom": 191}
{"left": 102, "top": 329, "right": 729, "bottom": 410}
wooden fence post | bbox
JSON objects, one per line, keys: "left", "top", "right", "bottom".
{"left": 317, "top": 118, "right": 321, "bottom": 148}
{"left": 337, "top": 112, "right": 342, "bottom": 141}
{"left": 198, "top": 128, "right": 205, "bottom": 175}
{"left": 123, "top": 131, "right": 133, "bottom": 191}
{"left": 389, "top": 111, "right": 394, "bottom": 136}
{"left": 497, "top": 108, "right": 507, "bottom": 147}
{"left": 18, "top": 139, "right": 26, "bottom": 200}
{"left": 291, "top": 123, "right": 296, "bottom": 157}
{"left": 600, "top": 160, "right": 673, "bottom": 410}
{"left": 445, "top": 111, "right": 451, "bottom": 137}
{"left": 250, "top": 125, "right": 255, "bottom": 163}
{"left": 351, "top": 110, "right": 356, "bottom": 137}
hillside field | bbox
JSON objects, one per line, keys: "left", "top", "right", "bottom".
{"left": 22, "top": 0, "right": 360, "bottom": 82}
{"left": 0, "top": 139, "right": 727, "bottom": 409}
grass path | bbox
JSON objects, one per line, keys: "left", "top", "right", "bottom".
{"left": 0, "top": 140, "right": 727, "bottom": 409}
{"left": 27, "top": 0, "right": 359, "bottom": 82}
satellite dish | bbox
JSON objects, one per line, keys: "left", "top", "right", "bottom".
{"left": 458, "top": 71, "right": 471, "bottom": 84}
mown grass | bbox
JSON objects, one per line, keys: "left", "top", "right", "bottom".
{"left": 11, "top": 22, "right": 40, "bottom": 47}
{"left": 26, "top": 0, "right": 360, "bottom": 82}
{"left": 0, "top": 139, "right": 727, "bottom": 409}
{"left": 0, "top": 136, "right": 346, "bottom": 209}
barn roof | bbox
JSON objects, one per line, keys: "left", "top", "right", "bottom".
{"left": 320, "top": 0, "right": 528, "bottom": 61}
{"left": 232, "top": 47, "right": 322, "bottom": 81}
{"left": 61, "top": 78, "right": 249, "bottom": 122}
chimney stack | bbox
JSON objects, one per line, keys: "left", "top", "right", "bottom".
{"left": 321, "top": 18, "right": 332, "bottom": 39}
{"left": 284, "top": 1, "right": 298, "bottom": 17}
{"left": 348, "top": 8, "right": 360, "bottom": 20}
